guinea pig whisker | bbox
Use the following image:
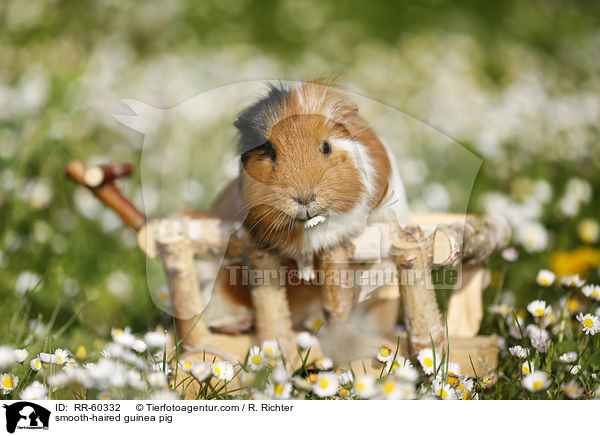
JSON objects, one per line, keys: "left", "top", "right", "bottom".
{"left": 246, "top": 207, "right": 279, "bottom": 235}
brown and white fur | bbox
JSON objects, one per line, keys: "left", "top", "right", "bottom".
{"left": 205, "top": 79, "right": 409, "bottom": 331}
{"left": 216, "top": 80, "right": 408, "bottom": 257}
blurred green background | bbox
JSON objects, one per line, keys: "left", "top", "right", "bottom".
{"left": 1, "top": 0, "right": 599, "bottom": 351}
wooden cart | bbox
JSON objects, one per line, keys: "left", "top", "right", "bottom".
{"left": 66, "top": 160, "right": 509, "bottom": 380}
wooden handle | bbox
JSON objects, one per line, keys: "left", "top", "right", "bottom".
{"left": 65, "top": 160, "right": 146, "bottom": 231}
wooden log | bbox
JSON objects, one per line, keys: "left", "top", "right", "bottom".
{"left": 390, "top": 225, "right": 446, "bottom": 354}
{"left": 156, "top": 233, "right": 211, "bottom": 350}
{"left": 446, "top": 265, "right": 486, "bottom": 338}
{"left": 320, "top": 244, "right": 354, "bottom": 324}
{"left": 247, "top": 247, "right": 297, "bottom": 366}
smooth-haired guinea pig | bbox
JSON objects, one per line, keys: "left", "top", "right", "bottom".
{"left": 204, "top": 79, "right": 409, "bottom": 332}
{"left": 213, "top": 79, "right": 409, "bottom": 258}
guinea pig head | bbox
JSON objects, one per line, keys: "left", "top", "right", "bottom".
{"left": 235, "top": 85, "right": 369, "bottom": 255}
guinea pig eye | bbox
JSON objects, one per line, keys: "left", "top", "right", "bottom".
{"left": 258, "top": 141, "right": 276, "bottom": 162}
{"left": 321, "top": 140, "right": 332, "bottom": 157}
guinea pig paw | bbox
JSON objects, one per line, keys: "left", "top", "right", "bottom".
{"left": 304, "top": 215, "right": 326, "bottom": 229}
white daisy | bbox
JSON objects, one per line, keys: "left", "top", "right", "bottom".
{"left": 147, "top": 372, "right": 167, "bottom": 388}
{"left": 0, "top": 346, "right": 15, "bottom": 370}
{"left": 13, "top": 349, "right": 28, "bottom": 363}
{"left": 432, "top": 379, "right": 457, "bottom": 400}
{"left": 144, "top": 331, "right": 168, "bottom": 349}
{"left": 395, "top": 381, "right": 417, "bottom": 399}
{"left": 560, "top": 275, "right": 586, "bottom": 288}
{"left": 271, "top": 365, "right": 289, "bottom": 384}
{"left": 379, "top": 379, "right": 404, "bottom": 400}
{"left": 570, "top": 365, "right": 581, "bottom": 375}
{"left": 562, "top": 380, "right": 583, "bottom": 399}
{"left": 19, "top": 381, "right": 48, "bottom": 400}
{"left": 582, "top": 284, "right": 600, "bottom": 301}
{"left": 488, "top": 303, "right": 511, "bottom": 316}
{"left": 522, "top": 371, "right": 551, "bottom": 392}
{"left": 314, "top": 357, "right": 334, "bottom": 371}
{"left": 247, "top": 346, "right": 265, "bottom": 370}
{"left": 385, "top": 356, "right": 411, "bottom": 374}
{"left": 179, "top": 358, "right": 194, "bottom": 373}
{"left": 297, "top": 332, "right": 319, "bottom": 349}
{"left": 303, "top": 316, "right": 324, "bottom": 332}
{"left": 261, "top": 340, "right": 280, "bottom": 359}
{"left": 353, "top": 374, "right": 376, "bottom": 399}
{"left": 527, "top": 300, "right": 552, "bottom": 318}
{"left": 312, "top": 372, "right": 338, "bottom": 397}
{"left": 211, "top": 361, "right": 234, "bottom": 381}
{"left": 509, "top": 345, "right": 530, "bottom": 359}
{"left": 501, "top": 247, "right": 519, "bottom": 262}
{"left": 417, "top": 348, "right": 439, "bottom": 375}
{"left": 147, "top": 390, "right": 180, "bottom": 400}
{"left": 338, "top": 370, "right": 353, "bottom": 385}
{"left": 132, "top": 339, "right": 147, "bottom": 353}
{"left": 559, "top": 352, "right": 578, "bottom": 363}
{"left": 1, "top": 373, "right": 18, "bottom": 393}
{"left": 267, "top": 381, "right": 292, "bottom": 399}
{"left": 111, "top": 327, "right": 135, "bottom": 347}
{"left": 576, "top": 312, "right": 600, "bottom": 335}
{"left": 521, "top": 361, "right": 535, "bottom": 375}
{"left": 53, "top": 348, "right": 69, "bottom": 365}
{"left": 38, "top": 352, "right": 56, "bottom": 363}
{"left": 536, "top": 269, "right": 556, "bottom": 287}
{"left": 376, "top": 345, "right": 393, "bottom": 363}
{"left": 191, "top": 362, "right": 211, "bottom": 382}
{"left": 395, "top": 365, "right": 420, "bottom": 383}
{"left": 240, "top": 371, "right": 255, "bottom": 386}
{"left": 30, "top": 358, "right": 42, "bottom": 371}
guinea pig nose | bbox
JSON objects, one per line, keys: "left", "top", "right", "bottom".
{"left": 293, "top": 192, "right": 317, "bottom": 206}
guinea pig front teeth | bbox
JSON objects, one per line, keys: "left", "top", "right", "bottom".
{"left": 305, "top": 215, "right": 326, "bottom": 229}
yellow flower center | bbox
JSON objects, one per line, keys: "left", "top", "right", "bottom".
{"left": 159, "top": 291, "right": 169, "bottom": 301}
{"left": 533, "top": 380, "right": 543, "bottom": 390}
{"left": 76, "top": 345, "right": 87, "bottom": 360}
{"left": 391, "top": 362, "right": 399, "bottom": 371}
{"left": 2, "top": 377, "right": 13, "bottom": 388}
{"left": 265, "top": 347, "right": 273, "bottom": 356}
{"left": 522, "top": 365, "right": 530, "bottom": 374}
{"left": 380, "top": 347, "right": 391, "bottom": 357}
{"left": 319, "top": 378, "right": 329, "bottom": 389}
{"left": 114, "top": 328, "right": 124, "bottom": 336}
{"left": 339, "top": 388, "right": 348, "bottom": 396}
{"left": 357, "top": 382, "right": 365, "bottom": 391}
{"left": 567, "top": 299, "right": 579, "bottom": 312}
{"left": 423, "top": 357, "right": 433, "bottom": 367}
{"left": 313, "top": 319, "right": 323, "bottom": 330}
{"left": 540, "top": 278, "right": 549, "bottom": 285}
{"left": 535, "top": 309, "right": 545, "bottom": 316}
{"left": 308, "top": 374, "right": 317, "bottom": 384}
{"left": 438, "top": 389, "right": 448, "bottom": 399}
{"left": 274, "top": 384, "right": 284, "bottom": 395}
{"left": 34, "top": 361, "right": 40, "bottom": 369}
{"left": 100, "top": 394, "right": 109, "bottom": 400}
{"left": 447, "top": 375, "right": 459, "bottom": 386}
{"left": 251, "top": 354, "right": 263, "bottom": 365}
{"left": 213, "top": 366, "right": 221, "bottom": 375}
{"left": 456, "top": 383, "right": 464, "bottom": 390}
{"left": 56, "top": 355, "right": 62, "bottom": 363}
{"left": 383, "top": 381, "right": 395, "bottom": 394}
{"left": 184, "top": 361, "right": 192, "bottom": 370}
{"left": 462, "top": 391, "right": 471, "bottom": 400}
{"left": 592, "top": 290, "right": 599, "bottom": 298}
{"left": 584, "top": 318, "right": 594, "bottom": 328}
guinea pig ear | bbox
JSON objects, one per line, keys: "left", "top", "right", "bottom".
{"left": 338, "top": 98, "right": 359, "bottom": 119}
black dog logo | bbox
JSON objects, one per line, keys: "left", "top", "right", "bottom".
{"left": 3, "top": 402, "right": 50, "bottom": 433}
